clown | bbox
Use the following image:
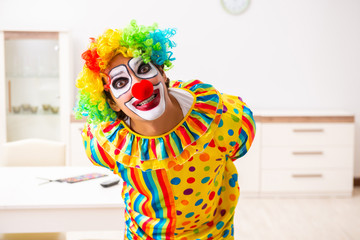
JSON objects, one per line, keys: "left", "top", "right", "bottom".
{"left": 75, "top": 20, "right": 256, "bottom": 240}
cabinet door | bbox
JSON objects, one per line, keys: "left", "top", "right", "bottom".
{"left": 1, "top": 31, "right": 70, "bottom": 145}
{"left": 233, "top": 123, "right": 261, "bottom": 196}
{"left": 70, "top": 122, "right": 93, "bottom": 166}
{"left": 3, "top": 31, "right": 62, "bottom": 142}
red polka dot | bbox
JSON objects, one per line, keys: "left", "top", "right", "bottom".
{"left": 209, "top": 191, "right": 215, "bottom": 200}
{"left": 208, "top": 179, "right": 213, "bottom": 185}
{"left": 206, "top": 221, "right": 214, "bottom": 227}
{"left": 187, "top": 177, "right": 195, "bottom": 184}
{"left": 114, "top": 149, "right": 120, "bottom": 155}
{"left": 218, "top": 198, "right": 223, "bottom": 205}
{"left": 208, "top": 139, "right": 215, "bottom": 148}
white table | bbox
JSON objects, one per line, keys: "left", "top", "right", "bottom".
{"left": 0, "top": 166, "right": 125, "bottom": 233}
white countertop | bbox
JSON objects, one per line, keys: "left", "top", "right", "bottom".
{"left": 0, "top": 166, "right": 124, "bottom": 209}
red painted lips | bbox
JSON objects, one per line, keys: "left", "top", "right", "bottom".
{"left": 132, "top": 88, "right": 160, "bottom": 111}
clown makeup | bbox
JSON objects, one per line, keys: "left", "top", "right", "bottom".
{"left": 128, "top": 57, "right": 158, "bottom": 79}
{"left": 125, "top": 81, "right": 166, "bottom": 121}
{"left": 108, "top": 65, "right": 132, "bottom": 99}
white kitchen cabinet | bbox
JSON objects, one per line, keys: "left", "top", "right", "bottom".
{"left": 0, "top": 30, "right": 71, "bottom": 163}
{"left": 259, "top": 113, "right": 355, "bottom": 197}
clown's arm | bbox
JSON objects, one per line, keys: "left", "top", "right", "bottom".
{"left": 81, "top": 123, "right": 119, "bottom": 174}
{"left": 218, "top": 94, "right": 256, "bottom": 161}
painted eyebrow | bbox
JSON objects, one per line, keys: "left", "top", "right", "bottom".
{"left": 129, "top": 57, "right": 143, "bottom": 67}
{"left": 109, "top": 64, "right": 128, "bottom": 78}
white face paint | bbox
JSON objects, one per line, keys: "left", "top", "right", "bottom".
{"left": 108, "top": 65, "right": 132, "bottom": 99}
{"left": 125, "top": 82, "right": 166, "bottom": 121}
{"left": 128, "top": 57, "right": 158, "bottom": 79}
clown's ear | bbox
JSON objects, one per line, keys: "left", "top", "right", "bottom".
{"left": 107, "top": 97, "right": 121, "bottom": 112}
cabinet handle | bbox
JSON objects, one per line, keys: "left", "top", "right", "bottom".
{"left": 292, "top": 174, "right": 323, "bottom": 178}
{"left": 292, "top": 151, "right": 323, "bottom": 155}
{"left": 293, "top": 129, "right": 324, "bottom": 133}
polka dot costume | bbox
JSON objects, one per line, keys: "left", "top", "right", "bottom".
{"left": 82, "top": 80, "right": 256, "bottom": 239}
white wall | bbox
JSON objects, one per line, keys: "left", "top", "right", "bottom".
{"left": 1, "top": 0, "right": 360, "bottom": 176}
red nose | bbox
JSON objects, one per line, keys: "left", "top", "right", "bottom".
{"left": 132, "top": 80, "right": 154, "bottom": 100}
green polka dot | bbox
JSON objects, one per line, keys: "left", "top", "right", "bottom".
{"left": 221, "top": 186, "right": 226, "bottom": 192}
{"left": 218, "top": 135, "right": 224, "bottom": 141}
{"left": 204, "top": 166, "right": 210, "bottom": 171}
{"left": 214, "top": 181, "right": 219, "bottom": 187}
{"left": 195, "top": 192, "right": 201, "bottom": 196}
{"left": 230, "top": 207, "right": 235, "bottom": 214}
{"left": 231, "top": 115, "right": 240, "bottom": 122}
{"left": 193, "top": 229, "right": 199, "bottom": 234}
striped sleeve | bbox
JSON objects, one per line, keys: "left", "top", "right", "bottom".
{"left": 82, "top": 123, "right": 118, "bottom": 173}
{"left": 230, "top": 105, "right": 256, "bottom": 160}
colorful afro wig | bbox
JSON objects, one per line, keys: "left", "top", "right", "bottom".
{"left": 74, "top": 20, "right": 177, "bottom": 124}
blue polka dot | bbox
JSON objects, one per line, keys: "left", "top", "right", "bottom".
{"left": 174, "top": 196, "right": 178, "bottom": 200}
{"left": 84, "top": 141, "right": 87, "bottom": 149}
{"left": 229, "top": 174, "right": 238, "bottom": 187}
{"left": 217, "top": 187, "right": 222, "bottom": 196}
{"left": 203, "top": 143, "right": 209, "bottom": 148}
{"left": 223, "top": 229, "right": 230, "bottom": 237}
{"left": 228, "top": 129, "right": 234, "bottom": 136}
{"left": 207, "top": 234, "right": 213, "bottom": 238}
{"left": 170, "top": 177, "right": 181, "bottom": 185}
{"left": 185, "top": 212, "right": 194, "bottom": 218}
{"left": 216, "top": 221, "right": 225, "bottom": 230}
{"left": 201, "top": 177, "right": 210, "bottom": 184}
{"left": 229, "top": 141, "right": 236, "bottom": 147}
{"left": 219, "top": 119, "right": 224, "bottom": 128}
{"left": 233, "top": 108, "right": 239, "bottom": 114}
{"left": 195, "top": 199, "right": 203, "bottom": 206}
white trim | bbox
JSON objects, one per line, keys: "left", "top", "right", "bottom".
{"left": 0, "top": 31, "right": 6, "bottom": 145}
{"left": 59, "top": 32, "right": 71, "bottom": 165}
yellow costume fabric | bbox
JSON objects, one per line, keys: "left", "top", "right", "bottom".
{"left": 82, "top": 80, "right": 256, "bottom": 239}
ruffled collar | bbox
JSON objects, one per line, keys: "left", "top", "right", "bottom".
{"left": 93, "top": 80, "right": 223, "bottom": 171}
